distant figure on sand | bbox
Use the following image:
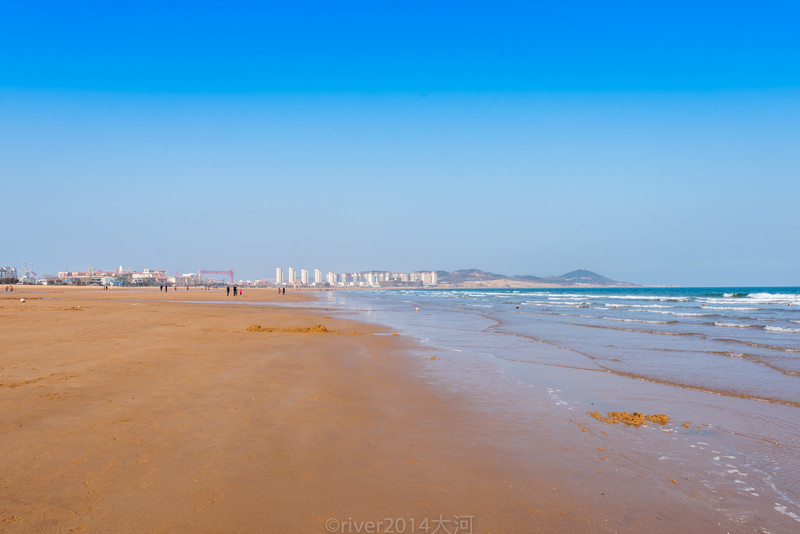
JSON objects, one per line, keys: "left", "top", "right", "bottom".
{"left": 226, "top": 286, "right": 230, "bottom": 296}
{"left": 233, "top": 285, "right": 238, "bottom": 296}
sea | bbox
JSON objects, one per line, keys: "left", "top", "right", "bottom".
{"left": 318, "top": 286, "right": 800, "bottom": 529}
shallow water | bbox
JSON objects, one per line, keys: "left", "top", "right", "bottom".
{"left": 320, "top": 287, "right": 800, "bottom": 529}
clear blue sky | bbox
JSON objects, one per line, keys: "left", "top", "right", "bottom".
{"left": 1, "top": 1, "right": 798, "bottom": 286}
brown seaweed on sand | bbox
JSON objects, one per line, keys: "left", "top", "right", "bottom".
{"left": 588, "top": 411, "right": 670, "bottom": 428}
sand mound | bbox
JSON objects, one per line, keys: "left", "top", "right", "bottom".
{"left": 247, "top": 324, "right": 329, "bottom": 334}
{"left": 588, "top": 410, "right": 670, "bottom": 428}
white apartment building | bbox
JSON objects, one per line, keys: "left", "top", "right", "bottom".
{"left": 274, "top": 267, "right": 437, "bottom": 288}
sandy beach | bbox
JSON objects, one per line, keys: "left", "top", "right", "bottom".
{"left": 0, "top": 287, "right": 748, "bottom": 532}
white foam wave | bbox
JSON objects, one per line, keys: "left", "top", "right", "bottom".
{"left": 604, "top": 295, "right": 690, "bottom": 302}
{"left": 773, "top": 503, "right": 800, "bottom": 522}
{"left": 602, "top": 317, "right": 672, "bottom": 325}
{"left": 764, "top": 326, "right": 800, "bottom": 334}
{"left": 703, "top": 306, "right": 762, "bottom": 311}
{"left": 746, "top": 293, "right": 800, "bottom": 305}
{"left": 715, "top": 322, "right": 757, "bottom": 329}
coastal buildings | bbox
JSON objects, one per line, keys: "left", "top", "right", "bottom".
{"left": 4, "top": 260, "right": 438, "bottom": 289}
{"left": 275, "top": 267, "right": 439, "bottom": 288}
{"left": 0, "top": 266, "right": 17, "bottom": 280}
{"left": 56, "top": 267, "right": 171, "bottom": 286}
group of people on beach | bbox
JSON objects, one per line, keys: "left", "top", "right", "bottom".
{"left": 4, "top": 285, "right": 13, "bottom": 292}
{"left": 226, "top": 285, "right": 244, "bottom": 296}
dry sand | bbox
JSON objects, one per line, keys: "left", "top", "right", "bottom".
{"left": 1, "top": 287, "right": 737, "bottom": 532}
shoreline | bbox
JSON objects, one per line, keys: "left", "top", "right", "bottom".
{"left": 0, "top": 287, "right": 760, "bottom": 532}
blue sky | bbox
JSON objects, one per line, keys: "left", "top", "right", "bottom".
{"left": 1, "top": 1, "right": 798, "bottom": 285}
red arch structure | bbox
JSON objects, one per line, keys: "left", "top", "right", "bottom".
{"left": 199, "top": 269, "right": 234, "bottom": 284}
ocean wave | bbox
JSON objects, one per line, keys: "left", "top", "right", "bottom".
{"left": 746, "top": 293, "right": 800, "bottom": 305}
{"left": 602, "top": 317, "right": 676, "bottom": 325}
{"left": 765, "top": 326, "right": 800, "bottom": 334}
{"left": 603, "top": 303, "right": 673, "bottom": 309}
{"left": 703, "top": 306, "right": 763, "bottom": 311}
{"left": 603, "top": 295, "right": 691, "bottom": 302}
{"left": 715, "top": 322, "right": 758, "bottom": 329}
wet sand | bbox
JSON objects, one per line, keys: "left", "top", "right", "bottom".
{"left": 1, "top": 287, "right": 742, "bottom": 532}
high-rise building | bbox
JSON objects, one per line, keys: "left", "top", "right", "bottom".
{"left": 288, "top": 267, "right": 295, "bottom": 284}
{"left": 301, "top": 269, "right": 309, "bottom": 285}
{"left": 0, "top": 266, "right": 17, "bottom": 279}
{"left": 341, "top": 273, "right": 347, "bottom": 286}
{"left": 314, "top": 269, "right": 322, "bottom": 285}
{"left": 276, "top": 267, "right": 284, "bottom": 285}
{"left": 431, "top": 271, "right": 438, "bottom": 285}
{"left": 327, "top": 272, "right": 337, "bottom": 286}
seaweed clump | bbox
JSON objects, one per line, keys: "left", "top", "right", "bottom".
{"left": 247, "top": 324, "right": 329, "bottom": 334}
{"left": 588, "top": 411, "right": 670, "bottom": 428}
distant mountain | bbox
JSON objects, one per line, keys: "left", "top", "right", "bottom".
{"left": 544, "top": 269, "right": 623, "bottom": 286}
{"left": 437, "top": 269, "right": 510, "bottom": 284}
{"left": 437, "top": 269, "right": 631, "bottom": 287}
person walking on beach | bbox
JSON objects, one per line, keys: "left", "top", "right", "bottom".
{"left": 226, "top": 286, "right": 230, "bottom": 296}
{"left": 233, "top": 285, "right": 238, "bottom": 296}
